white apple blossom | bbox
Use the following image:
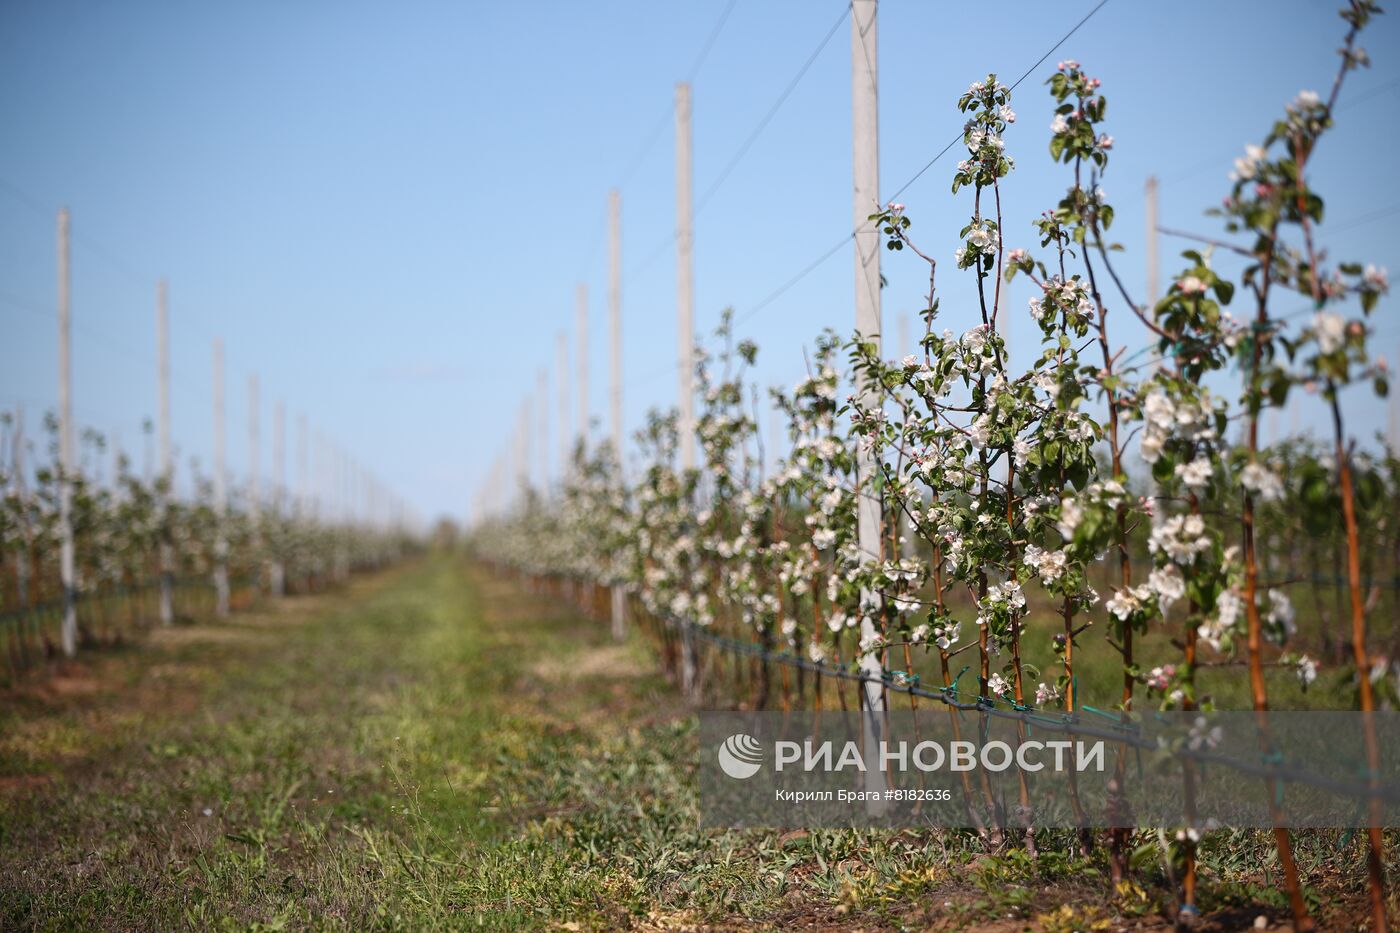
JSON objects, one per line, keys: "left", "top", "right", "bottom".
{"left": 969, "top": 414, "right": 993, "bottom": 449}
{"left": 1295, "top": 654, "right": 1318, "bottom": 686}
{"left": 1187, "top": 717, "right": 1225, "bottom": 751}
{"left": 1106, "top": 584, "right": 1154, "bottom": 621}
{"left": 1291, "top": 89, "right": 1321, "bottom": 109}
{"left": 1144, "top": 390, "right": 1176, "bottom": 429}
{"left": 1140, "top": 432, "right": 1164, "bottom": 465}
{"left": 1263, "top": 589, "right": 1296, "bottom": 643}
{"left": 1312, "top": 311, "right": 1347, "bottom": 354}
{"left": 1196, "top": 590, "right": 1243, "bottom": 652}
{"left": 983, "top": 580, "right": 1026, "bottom": 611}
{"left": 1146, "top": 665, "right": 1175, "bottom": 691}
{"left": 1179, "top": 276, "right": 1208, "bottom": 295}
{"left": 1056, "top": 497, "right": 1084, "bottom": 540}
{"left": 1149, "top": 513, "right": 1212, "bottom": 564}
{"left": 1239, "top": 462, "right": 1284, "bottom": 503}
{"left": 1023, "top": 543, "right": 1069, "bottom": 583}
{"left": 1230, "top": 143, "right": 1268, "bottom": 182}
{"left": 1148, "top": 564, "right": 1186, "bottom": 611}
{"left": 1175, "top": 457, "right": 1213, "bottom": 490}
{"left": 934, "top": 621, "right": 961, "bottom": 650}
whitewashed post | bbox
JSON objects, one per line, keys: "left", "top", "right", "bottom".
{"left": 570, "top": 296, "right": 588, "bottom": 606}
{"left": 516, "top": 401, "right": 530, "bottom": 505}
{"left": 332, "top": 441, "right": 340, "bottom": 523}
{"left": 576, "top": 283, "right": 589, "bottom": 451}
{"left": 675, "top": 82, "right": 699, "bottom": 696}
{"left": 297, "top": 413, "right": 309, "bottom": 603}
{"left": 57, "top": 208, "right": 78, "bottom": 657}
{"left": 212, "top": 339, "right": 230, "bottom": 617}
{"left": 1145, "top": 176, "right": 1168, "bottom": 498}
{"left": 557, "top": 330, "right": 570, "bottom": 480}
{"left": 609, "top": 188, "right": 624, "bottom": 461}
{"left": 675, "top": 82, "right": 696, "bottom": 474}
{"left": 537, "top": 368, "right": 549, "bottom": 490}
{"left": 12, "top": 407, "right": 31, "bottom": 611}
{"left": 852, "top": 0, "right": 887, "bottom": 808}
{"left": 248, "top": 374, "right": 261, "bottom": 593}
{"left": 609, "top": 187, "right": 627, "bottom": 641}
{"left": 157, "top": 279, "right": 175, "bottom": 624}
{"left": 1145, "top": 175, "right": 1160, "bottom": 304}
{"left": 1390, "top": 341, "right": 1400, "bottom": 453}
{"left": 110, "top": 433, "right": 123, "bottom": 489}
{"left": 336, "top": 444, "right": 349, "bottom": 581}
{"left": 897, "top": 312, "right": 917, "bottom": 558}
{"left": 311, "top": 429, "right": 321, "bottom": 519}
{"left": 272, "top": 400, "right": 285, "bottom": 596}
{"left": 767, "top": 400, "right": 781, "bottom": 479}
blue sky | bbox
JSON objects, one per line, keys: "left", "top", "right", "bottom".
{"left": 2, "top": 0, "right": 1398, "bottom": 522}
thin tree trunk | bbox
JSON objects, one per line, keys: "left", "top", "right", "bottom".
{"left": 1332, "top": 397, "right": 1389, "bottom": 933}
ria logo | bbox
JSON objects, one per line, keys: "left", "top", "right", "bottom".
{"left": 717, "top": 733, "right": 764, "bottom": 779}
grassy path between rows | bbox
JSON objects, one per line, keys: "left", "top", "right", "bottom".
{"left": 1, "top": 557, "right": 684, "bottom": 929}
{"left": 0, "top": 556, "right": 1380, "bottom": 930}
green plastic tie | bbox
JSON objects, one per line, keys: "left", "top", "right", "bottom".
{"left": 1079, "top": 704, "right": 1121, "bottom": 722}
{"left": 949, "top": 665, "right": 971, "bottom": 700}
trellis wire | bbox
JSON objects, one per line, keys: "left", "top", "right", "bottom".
{"left": 632, "top": 606, "right": 1400, "bottom": 808}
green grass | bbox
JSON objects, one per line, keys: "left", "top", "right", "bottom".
{"left": 0, "top": 555, "right": 1392, "bottom": 930}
